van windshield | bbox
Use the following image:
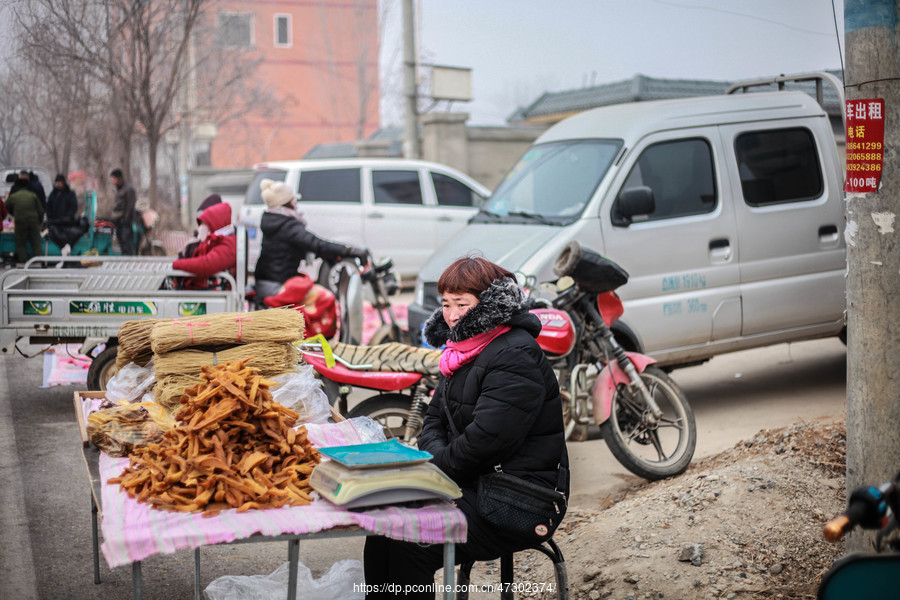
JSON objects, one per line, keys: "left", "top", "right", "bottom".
{"left": 245, "top": 169, "right": 287, "bottom": 205}
{"left": 473, "top": 139, "right": 622, "bottom": 225}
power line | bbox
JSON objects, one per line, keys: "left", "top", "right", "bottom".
{"left": 648, "top": 0, "right": 833, "bottom": 37}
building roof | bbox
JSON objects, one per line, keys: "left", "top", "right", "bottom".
{"left": 511, "top": 70, "right": 844, "bottom": 125}
{"left": 304, "top": 126, "right": 404, "bottom": 159}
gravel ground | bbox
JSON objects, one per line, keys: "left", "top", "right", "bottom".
{"left": 460, "top": 419, "right": 848, "bottom": 600}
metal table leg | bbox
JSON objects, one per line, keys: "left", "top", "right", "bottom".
{"left": 132, "top": 561, "right": 143, "bottom": 600}
{"left": 91, "top": 492, "right": 101, "bottom": 584}
{"left": 442, "top": 542, "right": 456, "bottom": 600}
{"left": 194, "top": 548, "right": 201, "bottom": 600}
{"left": 287, "top": 538, "right": 300, "bottom": 600}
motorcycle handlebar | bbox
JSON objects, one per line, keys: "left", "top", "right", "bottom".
{"left": 823, "top": 500, "right": 871, "bottom": 542}
{"left": 823, "top": 480, "right": 896, "bottom": 542}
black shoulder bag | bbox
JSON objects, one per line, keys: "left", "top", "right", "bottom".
{"left": 439, "top": 378, "right": 568, "bottom": 543}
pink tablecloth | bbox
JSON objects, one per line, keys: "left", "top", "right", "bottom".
{"left": 98, "top": 419, "right": 466, "bottom": 569}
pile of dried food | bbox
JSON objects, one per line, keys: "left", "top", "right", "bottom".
{"left": 109, "top": 360, "right": 320, "bottom": 516}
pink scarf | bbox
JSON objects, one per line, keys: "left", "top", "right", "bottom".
{"left": 439, "top": 325, "right": 510, "bottom": 376}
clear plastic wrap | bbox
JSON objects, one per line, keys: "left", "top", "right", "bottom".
{"left": 203, "top": 559, "right": 364, "bottom": 600}
{"left": 270, "top": 365, "right": 332, "bottom": 423}
{"left": 105, "top": 360, "right": 156, "bottom": 403}
{"left": 347, "top": 416, "right": 388, "bottom": 444}
{"left": 87, "top": 401, "right": 176, "bottom": 457}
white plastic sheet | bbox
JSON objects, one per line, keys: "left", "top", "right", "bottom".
{"left": 204, "top": 559, "right": 364, "bottom": 600}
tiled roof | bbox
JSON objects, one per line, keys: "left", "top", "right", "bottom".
{"left": 512, "top": 71, "right": 844, "bottom": 123}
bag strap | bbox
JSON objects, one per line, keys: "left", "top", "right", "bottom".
{"left": 438, "top": 377, "right": 461, "bottom": 439}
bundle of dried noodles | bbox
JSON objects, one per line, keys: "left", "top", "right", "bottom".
{"left": 154, "top": 342, "right": 297, "bottom": 380}
{"left": 119, "top": 318, "right": 172, "bottom": 357}
{"left": 116, "top": 347, "right": 152, "bottom": 370}
{"left": 116, "top": 318, "right": 171, "bottom": 369}
{"left": 109, "top": 360, "right": 320, "bottom": 516}
{"left": 154, "top": 374, "right": 205, "bottom": 413}
{"left": 150, "top": 309, "right": 304, "bottom": 355}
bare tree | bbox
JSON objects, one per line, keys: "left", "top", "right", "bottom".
{"left": 14, "top": 0, "right": 272, "bottom": 212}
{"left": 0, "top": 81, "right": 31, "bottom": 166}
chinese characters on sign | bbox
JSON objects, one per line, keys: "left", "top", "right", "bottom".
{"left": 844, "top": 98, "right": 885, "bottom": 193}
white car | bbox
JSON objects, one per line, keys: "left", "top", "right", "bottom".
{"left": 239, "top": 158, "right": 490, "bottom": 281}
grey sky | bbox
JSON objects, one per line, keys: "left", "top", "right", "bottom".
{"left": 381, "top": 0, "right": 846, "bottom": 126}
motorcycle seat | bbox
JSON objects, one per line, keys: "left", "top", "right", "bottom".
{"left": 331, "top": 341, "right": 442, "bottom": 376}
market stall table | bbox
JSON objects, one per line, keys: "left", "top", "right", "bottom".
{"left": 74, "top": 392, "right": 467, "bottom": 600}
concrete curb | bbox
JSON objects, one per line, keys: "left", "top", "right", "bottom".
{"left": 0, "top": 357, "right": 38, "bottom": 600}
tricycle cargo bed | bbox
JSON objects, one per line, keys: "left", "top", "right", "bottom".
{"left": 0, "top": 253, "right": 246, "bottom": 355}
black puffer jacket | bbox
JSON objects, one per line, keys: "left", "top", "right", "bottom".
{"left": 254, "top": 211, "right": 355, "bottom": 284}
{"left": 47, "top": 186, "right": 78, "bottom": 225}
{"left": 418, "top": 278, "right": 569, "bottom": 494}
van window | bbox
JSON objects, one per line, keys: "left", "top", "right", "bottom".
{"left": 735, "top": 128, "right": 823, "bottom": 206}
{"left": 619, "top": 138, "right": 716, "bottom": 222}
{"left": 432, "top": 172, "right": 484, "bottom": 207}
{"left": 372, "top": 170, "right": 423, "bottom": 205}
{"left": 245, "top": 170, "right": 286, "bottom": 205}
{"left": 298, "top": 168, "right": 361, "bottom": 203}
{"left": 475, "top": 140, "right": 621, "bottom": 225}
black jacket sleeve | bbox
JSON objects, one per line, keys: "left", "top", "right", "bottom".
{"left": 283, "top": 219, "right": 352, "bottom": 261}
{"left": 426, "top": 348, "right": 546, "bottom": 485}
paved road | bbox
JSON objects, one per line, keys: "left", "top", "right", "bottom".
{"left": 0, "top": 337, "right": 846, "bottom": 599}
{"left": 567, "top": 337, "right": 847, "bottom": 508}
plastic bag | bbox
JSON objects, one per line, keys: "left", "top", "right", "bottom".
{"left": 105, "top": 360, "right": 156, "bottom": 403}
{"left": 87, "top": 401, "right": 176, "bottom": 457}
{"left": 270, "top": 365, "right": 331, "bottom": 423}
{"left": 204, "top": 559, "right": 364, "bottom": 600}
{"left": 347, "top": 416, "right": 388, "bottom": 444}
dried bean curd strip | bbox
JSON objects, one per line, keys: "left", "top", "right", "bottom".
{"left": 108, "top": 360, "right": 320, "bottom": 516}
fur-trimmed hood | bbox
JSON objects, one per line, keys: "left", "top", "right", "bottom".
{"left": 424, "top": 277, "right": 540, "bottom": 346}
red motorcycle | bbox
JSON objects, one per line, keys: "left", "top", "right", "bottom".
{"left": 304, "top": 242, "right": 696, "bottom": 480}
{"left": 536, "top": 241, "right": 696, "bottom": 480}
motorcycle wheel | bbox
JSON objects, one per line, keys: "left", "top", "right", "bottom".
{"left": 368, "top": 324, "right": 408, "bottom": 345}
{"left": 599, "top": 366, "right": 696, "bottom": 480}
{"left": 347, "top": 394, "right": 420, "bottom": 443}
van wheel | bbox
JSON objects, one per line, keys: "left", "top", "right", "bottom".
{"left": 839, "top": 326, "right": 847, "bottom": 346}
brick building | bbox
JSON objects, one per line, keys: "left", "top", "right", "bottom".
{"left": 208, "top": 0, "right": 381, "bottom": 169}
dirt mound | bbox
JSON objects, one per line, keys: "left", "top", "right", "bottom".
{"left": 466, "top": 419, "right": 847, "bottom": 599}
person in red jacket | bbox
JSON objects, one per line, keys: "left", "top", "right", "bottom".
{"left": 172, "top": 201, "right": 235, "bottom": 290}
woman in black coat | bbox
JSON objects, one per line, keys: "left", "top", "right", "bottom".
{"left": 253, "top": 178, "right": 367, "bottom": 304}
{"left": 363, "top": 256, "right": 569, "bottom": 598}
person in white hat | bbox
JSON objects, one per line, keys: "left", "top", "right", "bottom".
{"left": 253, "top": 178, "right": 368, "bottom": 304}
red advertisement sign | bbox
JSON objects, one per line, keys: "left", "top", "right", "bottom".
{"left": 844, "top": 98, "right": 885, "bottom": 193}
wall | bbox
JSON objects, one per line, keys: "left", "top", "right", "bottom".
{"left": 210, "top": 1, "right": 380, "bottom": 169}
{"left": 421, "top": 112, "right": 543, "bottom": 190}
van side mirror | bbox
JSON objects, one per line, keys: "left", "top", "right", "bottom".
{"left": 613, "top": 186, "right": 655, "bottom": 226}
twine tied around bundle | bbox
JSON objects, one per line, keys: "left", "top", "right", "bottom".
{"left": 172, "top": 320, "right": 211, "bottom": 344}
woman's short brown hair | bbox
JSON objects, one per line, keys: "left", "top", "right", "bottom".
{"left": 437, "top": 255, "right": 514, "bottom": 297}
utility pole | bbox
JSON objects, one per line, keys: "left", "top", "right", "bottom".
{"left": 401, "top": 0, "right": 420, "bottom": 158}
{"left": 843, "top": 0, "right": 900, "bottom": 552}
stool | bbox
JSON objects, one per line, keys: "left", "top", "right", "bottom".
{"left": 456, "top": 538, "right": 567, "bottom": 600}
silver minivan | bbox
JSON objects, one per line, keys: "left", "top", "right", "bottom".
{"left": 408, "top": 73, "right": 846, "bottom": 367}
